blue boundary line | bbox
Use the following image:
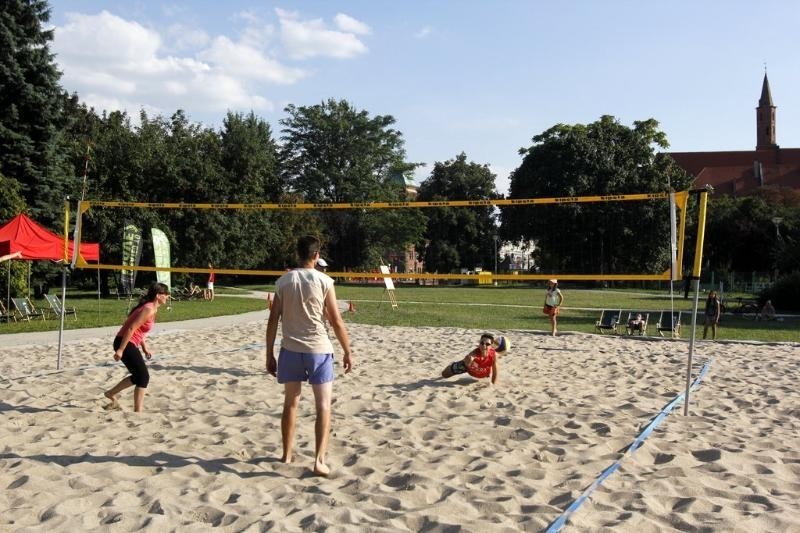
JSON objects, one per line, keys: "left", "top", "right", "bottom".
{"left": 545, "top": 359, "right": 713, "bottom": 533}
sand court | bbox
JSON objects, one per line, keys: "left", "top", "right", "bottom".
{"left": 1, "top": 320, "right": 799, "bottom": 531}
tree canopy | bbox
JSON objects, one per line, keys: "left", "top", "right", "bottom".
{"left": 502, "top": 116, "right": 693, "bottom": 275}
{"left": 0, "top": 0, "right": 72, "bottom": 227}
{"left": 279, "top": 99, "right": 425, "bottom": 268}
{"left": 417, "top": 153, "right": 499, "bottom": 273}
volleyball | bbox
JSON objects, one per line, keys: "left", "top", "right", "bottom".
{"left": 495, "top": 336, "right": 510, "bottom": 354}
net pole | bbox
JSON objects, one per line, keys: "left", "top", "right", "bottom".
{"left": 57, "top": 198, "right": 70, "bottom": 370}
{"left": 669, "top": 193, "right": 677, "bottom": 332}
{"left": 685, "top": 187, "right": 711, "bottom": 416}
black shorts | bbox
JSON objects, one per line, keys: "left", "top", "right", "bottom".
{"left": 113, "top": 336, "right": 150, "bottom": 388}
{"left": 449, "top": 360, "right": 468, "bottom": 375}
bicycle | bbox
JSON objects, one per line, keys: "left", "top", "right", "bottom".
{"left": 724, "top": 297, "right": 760, "bottom": 319}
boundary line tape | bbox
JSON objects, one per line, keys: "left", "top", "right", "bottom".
{"left": 545, "top": 359, "right": 713, "bottom": 532}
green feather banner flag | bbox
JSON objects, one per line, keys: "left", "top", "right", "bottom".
{"left": 151, "top": 228, "right": 171, "bottom": 291}
{"left": 120, "top": 223, "right": 142, "bottom": 295}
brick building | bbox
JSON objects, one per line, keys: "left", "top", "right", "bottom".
{"left": 668, "top": 73, "right": 800, "bottom": 195}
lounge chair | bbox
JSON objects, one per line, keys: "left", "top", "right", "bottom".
{"left": 656, "top": 311, "right": 681, "bottom": 337}
{"left": 594, "top": 309, "right": 622, "bottom": 334}
{"left": 624, "top": 311, "right": 649, "bottom": 336}
{"left": 12, "top": 297, "right": 47, "bottom": 321}
{"left": 44, "top": 294, "right": 77, "bottom": 321}
{"left": 0, "top": 299, "right": 16, "bottom": 323}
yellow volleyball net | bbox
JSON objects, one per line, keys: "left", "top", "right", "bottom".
{"left": 69, "top": 190, "right": 691, "bottom": 283}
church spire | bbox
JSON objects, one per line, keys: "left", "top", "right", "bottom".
{"left": 759, "top": 72, "right": 773, "bottom": 106}
{"left": 756, "top": 71, "right": 777, "bottom": 149}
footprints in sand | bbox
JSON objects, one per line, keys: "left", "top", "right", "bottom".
{"left": 691, "top": 448, "right": 722, "bottom": 462}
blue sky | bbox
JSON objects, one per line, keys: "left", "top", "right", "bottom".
{"left": 49, "top": 1, "right": 800, "bottom": 194}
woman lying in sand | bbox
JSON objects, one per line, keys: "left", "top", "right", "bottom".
{"left": 441, "top": 333, "right": 500, "bottom": 385}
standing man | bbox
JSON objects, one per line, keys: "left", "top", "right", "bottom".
{"left": 266, "top": 235, "right": 353, "bottom": 476}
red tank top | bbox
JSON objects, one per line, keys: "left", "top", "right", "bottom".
{"left": 467, "top": 347, "right": 496, "bottom": 379}
{"left": 116, "top": 302, "right": 155, "bottom": 346}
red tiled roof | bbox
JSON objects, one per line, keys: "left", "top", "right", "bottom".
{"left": 667, "top": 148, "right": 800, "bottom": 195}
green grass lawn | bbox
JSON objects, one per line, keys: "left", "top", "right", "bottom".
{"left": 0, "top": 292, "right": 267, "bottom": 334}
{"left": 2, "top": 284, "right": 796, "bottom": 343}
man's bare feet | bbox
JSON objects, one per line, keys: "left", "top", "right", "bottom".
{"left": 280, "top": 453, "right": 293, "bottom": 464}
{"left": 313, "top": 459, "right": 330, "bottom": 477}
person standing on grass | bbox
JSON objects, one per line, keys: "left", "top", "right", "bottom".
{"left": 103, "top": 282, "right": 170, "bottom": 412}
{"left": 206, "top": 262, "right": 215, "bottom": 301}
{"left": 266, "top": 235, "right": 353, "bottom": 477}
{"left": 543, "top": 279, "right": 564, "bottom": 336}
{"left": 703, "top": 291, "right": 721, "bottom": 340}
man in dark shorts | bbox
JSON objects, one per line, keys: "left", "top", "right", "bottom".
{"left": 441, "top": 333, "right": 499, "bottom": 385}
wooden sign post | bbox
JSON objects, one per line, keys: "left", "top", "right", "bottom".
{"left": 379, "top": 265, "right": 398, "bottom": 309}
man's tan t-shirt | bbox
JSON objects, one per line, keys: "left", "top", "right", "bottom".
{"left": 275, "top": 268, "right": 334, "bottom": 354}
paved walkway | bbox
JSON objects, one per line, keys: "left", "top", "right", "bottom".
{"left": 1, "top": 309, "right": 269, "bottom": 348}
{"left": 1, "top": 289, "right": 272, "bottom": 347}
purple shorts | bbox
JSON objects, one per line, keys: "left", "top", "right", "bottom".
{"left": 277, "top": 348, "right": 335, "bottom": 385}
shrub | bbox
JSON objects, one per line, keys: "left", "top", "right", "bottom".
{"left": 760, "top": 271, "right": 800, "bottom": 312}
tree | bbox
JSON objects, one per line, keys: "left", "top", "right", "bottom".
{"left": 705, "top": 189, "right": 800, "bottom": 276}
{"left": 0, "top": 0, "right": 69, "bottom": 227}
{"left": 279, "top": 99, "right": 425, "bottom": 267}
{"left": 0, "top": 171, "right": 26, "bottom": 221}
{"left": 502, "top": 116, "right": 693, "bottom": 275}
{"left": 216, "top": 111, "right": 289, "bottom": 269}
{"left": 417, "top": 153, "right": 499, "bottom": 272}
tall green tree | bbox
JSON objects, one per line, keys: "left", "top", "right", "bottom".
{"left": 417, "top": 153, "right": 499, "bottom": 272}
{"left": 216, "top": 111, "right": 290, "bottom": 269}
{"left": 705, "top": 189, "right": 800, "bottom": 275}
{"left": 279, "top": 99, "right": 425, "bottom": 267}
{"left": 0, "top": 171, "right": 26, "bottom": 221}
{"left": 502, "top": 116, "right": 692, "bottom": 275}
{"left": 0, "top": 0, "right": 69, "bottom": 227}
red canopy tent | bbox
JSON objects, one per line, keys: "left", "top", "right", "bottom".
{"left": 0, "top": 213, "right": 99, "bottom": 262}
{"left": 1, "top": 213, "right": 101, "bottom": 370}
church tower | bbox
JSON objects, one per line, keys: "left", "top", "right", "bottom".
{"left": 756, "top": 72, "right": 778, "bottom": 149}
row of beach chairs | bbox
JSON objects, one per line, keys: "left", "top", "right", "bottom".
{"left": 594, "top": 310, "right": 682, "bottom": 337}
{"left": 0, "top": 295, "right": 77, "bottom": 323}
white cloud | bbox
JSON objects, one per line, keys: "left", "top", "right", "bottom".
{"left": 52, "top": 10, "right": 310, "bottom": 120}
{"left": 168, "top": 23, "right": 210, "bottom": 50}
{"left": 234, "top": 10, "right": 262, "bottom": 26}
{"left": 199, "top": 36, "right": 305, "bottom": 84}
{"left": 55, "top": 11, "right": 161, "bottom": 61}
{"left": 52, "top": 8, "right": 369, "bottom": 122}
{"left": 334, "top": 13, "right": 371, "bottom": 35}
{"left": 415, "top": 26, "right": 433, "bottom": 39}
{"left": 276, "top": 8, "right": 369, "bottom": 60}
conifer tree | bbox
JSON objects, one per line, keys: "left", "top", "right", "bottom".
{"left": 0, "top": 0, "right": 67, "bottom": 225}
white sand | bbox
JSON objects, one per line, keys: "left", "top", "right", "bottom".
{"left": 1, "top": 317, "right": 799, "bottom": 531}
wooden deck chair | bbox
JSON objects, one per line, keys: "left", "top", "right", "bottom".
{"left": 625, "top": 311, "right": 649, "bottom": 335}
{"left": 594, "top": 309, "right": 622, "bottom": 334}
{"left": 0, "top": 299, "right": 16, "bottom": 323}
{"left": 44, "top": 294, "right": 77, "bottom": 321}
{"left": 12, "top": 297, "right": 47, "bottom": 321}
{"left": 656, "top": 311, "right": 681, "bottom": 337}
